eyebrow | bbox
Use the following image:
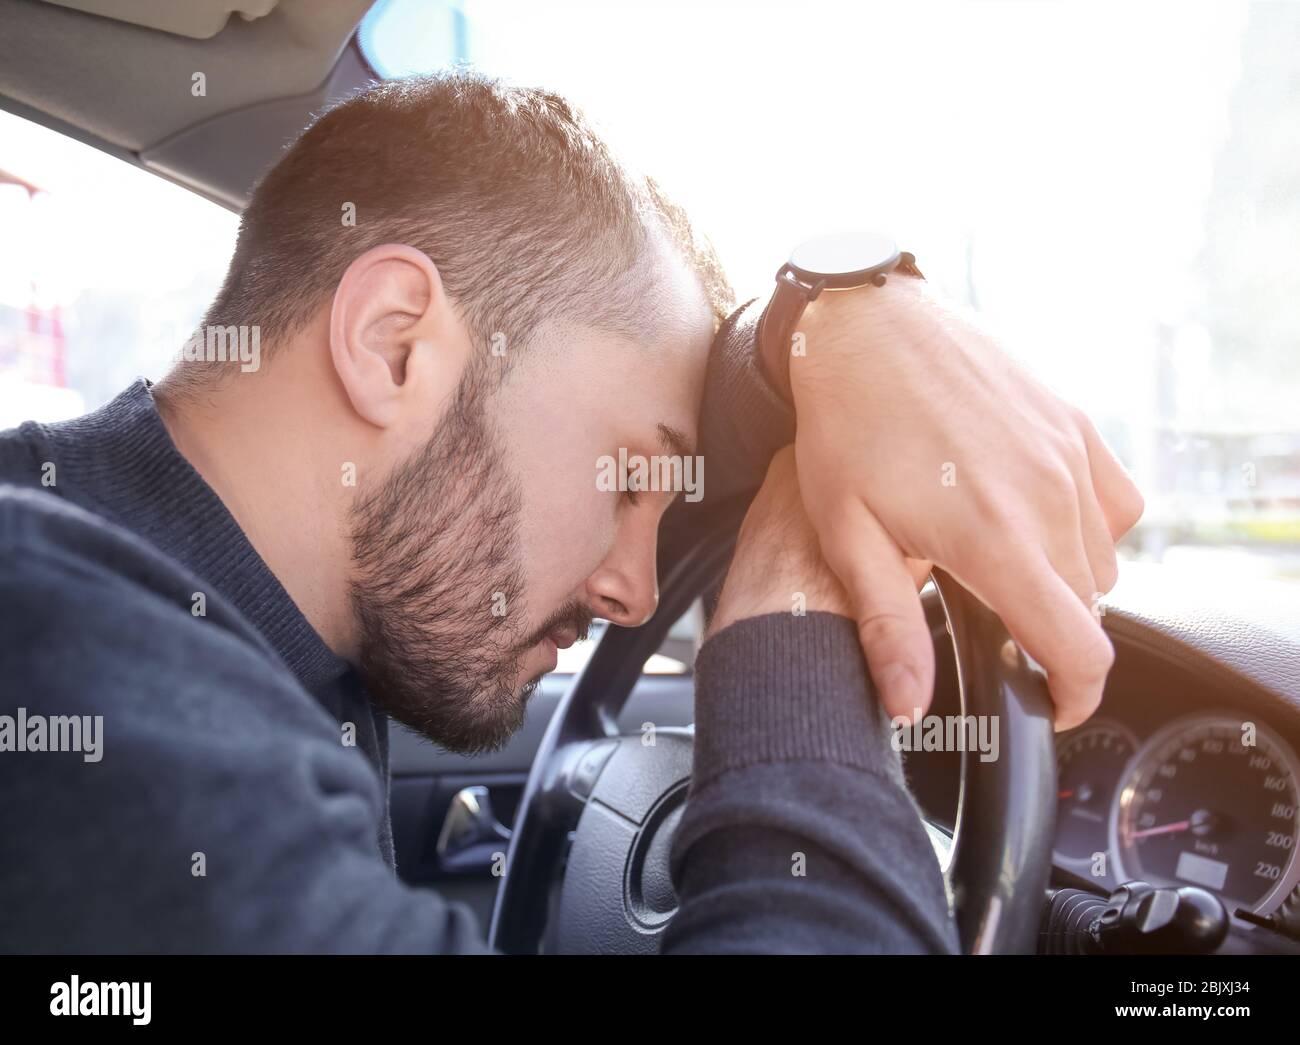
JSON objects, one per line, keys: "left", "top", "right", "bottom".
{"left": 657, "top": 423, "right": 695, "bottom": 459}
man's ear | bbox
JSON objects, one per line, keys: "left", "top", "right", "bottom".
{"left": 328, "top": 243, "right": 469, "bottom": 429}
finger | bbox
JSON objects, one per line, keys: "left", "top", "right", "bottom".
{"left": 1038, "top": 490, "right": 1099, "bottom": 612}
{"left": 1073, "top": 470, "right": 1119, "bottom": 597}
{"left": 815, "top": 499, "right": 936, "bottom": 722}
{"left": 1019, "top": 461, "right": 1099, "bottom": 611}
{"left": 963, "top": 551, "right": 1114, "bottom": 731}
{"left": 906, "top": 556, "right": 933, "bottom": 590}
{"left": 1079, "top": 415, "right": 1145, "bottom": 539}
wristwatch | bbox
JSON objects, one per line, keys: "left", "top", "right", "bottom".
{"left": 756, "top": 231, "right": 924, "bottom": 404}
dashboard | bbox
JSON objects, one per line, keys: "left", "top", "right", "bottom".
{"left": 1054, "top": 707, "right": 1300, "bottom": 928}
{"left": 904, "top": 565, "right": 1300, "bottom": 950}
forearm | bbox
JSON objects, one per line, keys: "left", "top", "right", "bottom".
{"left": 662, "top": 612, "right": 959, "bottom": 954}
{"left": 692, "top": 299, "right": 796, "bottom": 506}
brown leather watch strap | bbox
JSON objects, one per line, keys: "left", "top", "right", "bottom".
{"left": 896, "top": 250, "right": 925, "bottom": 281}
{"left": 756, "top": 268, "right": 819, "bottom": 405}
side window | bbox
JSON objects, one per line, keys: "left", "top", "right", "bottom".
{"left": 0, "top": 110, "right": 237, "bottom": 429}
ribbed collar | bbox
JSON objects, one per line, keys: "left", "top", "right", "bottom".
{"left": 40, "top": 379, "right": 349, "bottom": 692}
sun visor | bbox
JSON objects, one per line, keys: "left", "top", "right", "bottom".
{"left": 39, "top": 0, "right": 280, "bottom": 39}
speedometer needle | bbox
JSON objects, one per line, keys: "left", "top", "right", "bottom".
{"left": 1127, "top": 819, "right": 1191, "bottom": 840}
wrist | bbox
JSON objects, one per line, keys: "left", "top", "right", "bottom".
{"left": 758, "top": 239, "right": 927, "bottom": 402}
{"left": 790, "top": 271, "right": 931, "bottom": 392}
{"left": 796, "top": 268, "right": 927, "bottom": 348}
{"left": 709, "top": 556, "right": 852, "bottom": 638}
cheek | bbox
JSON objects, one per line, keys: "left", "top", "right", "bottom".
{"left": 514, "top": 469, "right": 615, "bottom": 612}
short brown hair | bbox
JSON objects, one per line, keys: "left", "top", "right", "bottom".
{"left": 193, "top": 72, "right": 732, "bottom": 373}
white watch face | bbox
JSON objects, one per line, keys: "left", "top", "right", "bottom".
{"left": 788, "top": 230, "right": 898, "bottom": 278}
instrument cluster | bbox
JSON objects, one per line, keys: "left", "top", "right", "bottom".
{"left": 1054, "top": 711, "right": 1300, "bottom": 922}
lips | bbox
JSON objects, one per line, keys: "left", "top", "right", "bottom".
{"left": 547, "top": 623, "right": 580, "bottom": 650}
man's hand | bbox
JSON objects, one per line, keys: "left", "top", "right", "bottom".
{"left": 709, "top": 447, "right": 851, "bottom": 639}
{"left": 789, "top": 275, "right": 1144, "bottom": 731}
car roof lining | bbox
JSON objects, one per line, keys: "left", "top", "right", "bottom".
{"left": 0, "top": 0, "right": 377, "bottom": 207}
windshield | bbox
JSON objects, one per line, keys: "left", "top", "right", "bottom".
{"left": 1, "top": 0, "right": 1295, "bottom": 586}
{"left": 362, "top": 0, "right": 1300, "bottom": 587}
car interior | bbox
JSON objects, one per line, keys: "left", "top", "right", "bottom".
{"left": 2, "top": 0, "right": 1298, "bottom": 956}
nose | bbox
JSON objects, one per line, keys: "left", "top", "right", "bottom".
{"left": 584, "top": 515, "right": 659, "bottom": 628}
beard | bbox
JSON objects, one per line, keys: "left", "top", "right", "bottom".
{"left": 348, "top": 366, "right": 589, "bottom": 755}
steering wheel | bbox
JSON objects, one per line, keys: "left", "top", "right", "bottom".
{"left": 488, "top": 498, "right": 1058, "bottom": 954}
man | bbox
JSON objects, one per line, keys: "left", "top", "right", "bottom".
{"left": 0, "top": 73, "right": 1141, "bottom": 952}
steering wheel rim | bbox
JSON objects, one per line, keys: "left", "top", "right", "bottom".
{"left": 933, "top": 568, "right": 1059, "bottom": 951}
{"left": 488, "top": 502, "right": 1058, "bottom": 954}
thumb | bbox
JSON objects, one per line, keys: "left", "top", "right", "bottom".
{"left": 816, "top": 500, "right": 936, "bottom": 723}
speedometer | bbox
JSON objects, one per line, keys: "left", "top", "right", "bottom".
{"left": 1112, "top": 712, "right": 1300, "bottom": 916}
{"left": 1055, "top": 719, "right": 1137, "bottom": 869}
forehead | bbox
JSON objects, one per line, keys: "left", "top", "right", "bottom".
{"left": 490, "top": 238, "right": 716, "bottom": 444}
{"left": 541, "top": 319, "right": 709, "bottom": 442}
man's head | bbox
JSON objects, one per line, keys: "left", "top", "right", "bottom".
{"left": 158, "top": 74, "right": 729, "bottom": 754}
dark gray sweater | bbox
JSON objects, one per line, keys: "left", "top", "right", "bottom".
{"left": 0, "top": 303, "right": 957, "bottom": 953}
